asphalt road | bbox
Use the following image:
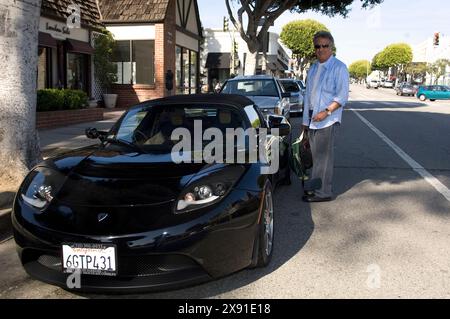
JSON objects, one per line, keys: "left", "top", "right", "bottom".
{"left": 1, "top": 84, "right": 449, "bottom": 299}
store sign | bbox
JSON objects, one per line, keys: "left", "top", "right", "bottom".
{"left": 46, "top": 22, "right": 71, "bottom": 36}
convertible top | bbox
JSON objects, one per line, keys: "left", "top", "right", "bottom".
{"left": 134, "top": 94, "right": 255, "bottom": 109}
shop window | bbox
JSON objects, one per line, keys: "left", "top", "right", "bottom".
{"left": 37, "top": 47, "right": 53, "bottom": 89}
{"left": 183, "top": 48, "right": 190, "bottom": 94}
{"left": 190, "top": 51, "right": 197, "bottom": 93}
{"left": 176, "top": 45, "right": 198, "bottom": 95}
{"left": 67, "top": 52, "right": 87, "bottom": 91}
{"left": 176, "top": 46, "right": 182, "bottom": 94}
{"left": 133, "top": 40, "right": 155, "bottom": 85}
{"left": 113, "top": 40, "right": 155, "bottom": 85}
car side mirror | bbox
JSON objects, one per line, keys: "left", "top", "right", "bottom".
{"left": 85, "top": 127, "right": 99, "bottom": 139}
{"left": 268, "top": 115, "right": 291, "bottom": 136}
{"left": 85, "top": 128, "right": 108, "bottom": 141}
{"left": 281, "top": 92, "right": 291, "bottom": 98}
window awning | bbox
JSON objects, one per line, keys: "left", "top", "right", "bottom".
{"left": 38, "top": 32, "right": 57, "bottom": 48}
{"left": 266, "top": 55, "right": 289, "bottom": 71}
{"left": 66, "top": 39, "right": 95, "bottom": 55}
{"left": 205, "top": 53, "right": 231, "bottom": 69}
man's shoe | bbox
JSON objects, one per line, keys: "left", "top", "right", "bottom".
{"left": 302, "top": 195, "right": 332, "bottom": 203}
{"left": 302, "top": 192, "right": 314, "bottom": 201}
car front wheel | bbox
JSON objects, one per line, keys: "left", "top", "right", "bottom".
{"left": 253, "top": 181, "right": 274, "bottom": 268}
{"left": 419, "top": 95, "right": 426, "bottom": 101}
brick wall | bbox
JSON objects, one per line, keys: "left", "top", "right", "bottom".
{"left": 112, "top": 0, "right": 177, "bottom": 108}
{"left": 37, "top": 108, "right": 104, "bottom": 129}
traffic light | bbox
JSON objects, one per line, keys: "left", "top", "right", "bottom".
{"left": 223, "top": 17, "right": 229, "bottom": 31}
{"left": 232, "top": 40, "right": 238, "bottom": 54}
{"left": 433, "top": 32, "right": 440, "bottom": 46}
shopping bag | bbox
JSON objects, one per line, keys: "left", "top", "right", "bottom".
{"left": 289, "top": 130, "right": 313, "bottom": 180}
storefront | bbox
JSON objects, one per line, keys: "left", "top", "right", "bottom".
{"left": 37, "top": 0, "right": 102, "bottom": 96}
{"left": 99, "top": 0, "right": 203, "bottom": 107}
{"left": 37, "top": 16, "right": 95, "bottom": 95}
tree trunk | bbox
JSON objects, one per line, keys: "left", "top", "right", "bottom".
{"left": 0, "top": 0, "right": 42, "bottom": 204}
{"left": 244, "top": 51, "right": 259, "bottom": 76}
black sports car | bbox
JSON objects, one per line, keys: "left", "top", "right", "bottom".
{"left": 12, "top": 94, "right": 291, "bottom": 293}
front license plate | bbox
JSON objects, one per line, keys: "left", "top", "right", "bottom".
{"left": 62, "top": 243, "right": 117, "bottom": 276}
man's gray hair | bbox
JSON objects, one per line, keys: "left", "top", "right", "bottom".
{"left": 313, "top": 31, "right": 335, "bottom": 46}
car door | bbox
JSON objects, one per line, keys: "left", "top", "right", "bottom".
{"left": 429, "top": 86, "right": 440, "bottom": 99}
{"left": 443, "top": 86, "right": 450, "bottom": 99}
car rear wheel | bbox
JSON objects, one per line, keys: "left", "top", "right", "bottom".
{"left": 251, "top": 181, "right": 274, "bottom": 268}
{"left": 419, "top": 95, "right": 426, "bottom": 101}
{"left": 430, "top": 99, "right": 436, "bottom": 102}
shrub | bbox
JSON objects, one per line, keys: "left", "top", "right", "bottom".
{"left": 37, "top": 89, "right": 64, "bottom": 111}
{"left": 37, "top": 89, "right": 88, "bottom": 112}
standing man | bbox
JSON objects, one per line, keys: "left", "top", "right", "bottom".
{"left": 302, "top": 31, "right": 349, "bottom": 202}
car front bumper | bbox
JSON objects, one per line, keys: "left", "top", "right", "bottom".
{"left": 12, "top": 188, "right": 262, "bottom": 293}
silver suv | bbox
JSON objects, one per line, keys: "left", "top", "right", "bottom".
{"left": 279, "top": 78, "right": 304, "bottom": 116}
{"left": 220, "top": 75, "right": 291, "bottom": 120}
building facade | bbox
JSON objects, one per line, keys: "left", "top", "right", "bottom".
{"left": 98, "top": 0, "right": 203, "bottom": 107}
{"left": 202, "top": 28, "right": 291, "bottom": 91}
{"left": 413, "top": 34, "right": 450, "bottom": 85}
{"left": 37, "top": 0, "right": 102, "bottom": 97}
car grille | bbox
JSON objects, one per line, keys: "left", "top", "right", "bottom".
{"left": 32, "top": 250, "right": 200, "bottom": 277}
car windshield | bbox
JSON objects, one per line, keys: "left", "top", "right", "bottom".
{"left": 296, "top": 81, "right": 306, "bottom": 90}
{"left": 111, "top": 104, "right": 247, "bottom": 152}
{"left": 280, "top": 81, "right": 300, "bottom": 93}
{"left": 221, "top": 79, "right": 279, "bottom": 97}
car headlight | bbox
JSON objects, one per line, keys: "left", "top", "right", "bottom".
{"left": 175, "top": 165, "right": 246, "bottom": 214}
{"left": 20, "top": 167, "right": 65, "bottom": 211}
{"left": 274, "top": 102, "right": 282, "bottom": 115}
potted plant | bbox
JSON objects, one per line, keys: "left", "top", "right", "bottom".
{"left": 94, "top": 29, "right": 118, "bottom": 108}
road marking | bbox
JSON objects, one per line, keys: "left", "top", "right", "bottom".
{"left": 350, "top": 109, "right": 450, "bottom": 203}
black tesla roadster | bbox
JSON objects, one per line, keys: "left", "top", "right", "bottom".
{"left": 12, "top": 94, "right": 291, "bottom": 292}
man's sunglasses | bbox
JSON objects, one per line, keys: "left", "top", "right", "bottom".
{"left": 314, "top": 44, "right": 330, "bottom": 49}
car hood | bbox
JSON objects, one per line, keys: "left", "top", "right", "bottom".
{"left": 47, "top": 146, "right": 215, "bottom": 207}
{"left": 246, "top": 96, "right": 280, "bottom": 109}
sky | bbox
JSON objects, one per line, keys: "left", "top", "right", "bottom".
{"left": 197, "top": 0, "right": 450, "bottom": 66}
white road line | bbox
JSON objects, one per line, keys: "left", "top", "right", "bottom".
{"left": 350, "top": 109, "right": 450, "bottom": 202}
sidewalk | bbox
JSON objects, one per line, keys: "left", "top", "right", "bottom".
{"left": 40, "top": 109, "right": 125, "bottom": 158}
{"left": 0, "top": 109, "right": 126, "bottom": 241}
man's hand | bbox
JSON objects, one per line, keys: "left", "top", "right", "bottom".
{"left": 312, "top": 111, "right": 328, "bottom": 122}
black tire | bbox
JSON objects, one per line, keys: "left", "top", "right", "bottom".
{"left": 419, "top": 95, "right": 426, "bottom": 101}
{"left": 430, "top": 99, "right": 436, "bottom": 102}
{"left": 251, "top": 181, "right": 274, "bottom": 268}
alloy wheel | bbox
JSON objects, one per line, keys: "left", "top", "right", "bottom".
{"left": 263, "top": 188, "right": 274, "bottom": 256}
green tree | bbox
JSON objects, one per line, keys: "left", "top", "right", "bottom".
{"left": 280, "top": 19, "right": 330, "bottom": 80}
{"left": 94, "top": 29, "right": 118, "bottom": 94}
{"left": 373, "top": 43, "right": 413, "bottom": 81}
{"left": 349, "top": 60, "right": 371, "bottom": 81}
{"left": 427, "top": 59, "right": 450, "bottom": 84}
{"left": 404, "top": 62, "right": 427, "bottom": 83}
{"left": 372, "top": 52, "right": 388, "bottom": 71}
{"left": 225, "top": 0, "right": 384, "bottom": 74}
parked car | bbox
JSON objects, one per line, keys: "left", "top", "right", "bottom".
{"left": 366, "top": 79, "right": 380, "bottom": 89}
{"left": 383, "top": 80, "right": 394, "bottom": 88}
{"left": 395, "top": 83, "right": 416, "bottom": 96}
{"left": 278, "top": 78, "right": 304, "bottom": 116}
{"left": 12, "top": 94, "right": 292, "bottom": 292}
{"left": 416, "top": 85, "right": 450, "bottom": 101}
{"left": 220, "top": 75, "right": 291, "bottom": 120}
{"left": 296, "top": 79, "right": 306, "bottom": 95}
